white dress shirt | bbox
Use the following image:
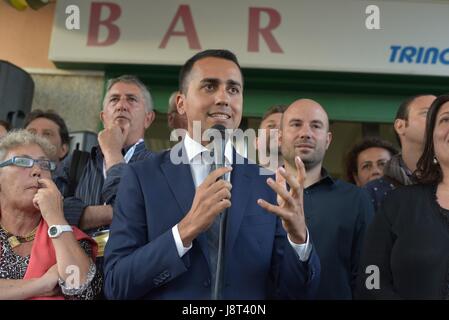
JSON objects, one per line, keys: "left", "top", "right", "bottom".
{"left": 171, "top": 133, "right": 312, "bottom": 262}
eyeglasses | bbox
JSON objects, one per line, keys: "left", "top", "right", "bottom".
{"left": 0, "top": 156, "right": 56, "bottom": 172}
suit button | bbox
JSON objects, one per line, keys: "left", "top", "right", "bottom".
{"left": 203, "top": 279, "right": 211, "bottom": 287}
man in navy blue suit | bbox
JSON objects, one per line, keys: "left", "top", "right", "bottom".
{"left": 103, "top": 49, "right": 320, "bottom": 300}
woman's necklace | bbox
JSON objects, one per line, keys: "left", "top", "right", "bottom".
{"left": 0, "top": 223, "right": 39, "bottom": 249}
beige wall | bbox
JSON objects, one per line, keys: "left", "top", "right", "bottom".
{"left": 30, "top": 71, "right": 104, "bottom": 133}
{"left": 0, "top": 1, "right": 398, "bottom": 179}
{"left": 0, "top": 1, "right": 56, "bottom": 69}
{"left": 0, "top": 1, "right": 104, "bottom": 133}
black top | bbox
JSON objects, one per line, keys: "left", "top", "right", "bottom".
{"left": 357, "top": 184, "right": 449, "bottom": 299}
{"left": 303, "top": 170, "right": 374, "bottom": 299}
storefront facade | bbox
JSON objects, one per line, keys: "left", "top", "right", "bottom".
{"left": 5, "top": 0, "right": 449, "bottom": 177}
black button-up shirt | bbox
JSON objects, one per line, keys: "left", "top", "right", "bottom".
{"left": 303, "top": 169, "right": 374, "bottom": 299}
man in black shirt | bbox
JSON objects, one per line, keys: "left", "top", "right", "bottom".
{"left": 280, "top": 99, "right": 374, "bottom": 299}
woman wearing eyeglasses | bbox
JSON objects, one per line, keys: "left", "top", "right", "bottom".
{"left": 0, "top": 130, "right": 101, "bottom": 299}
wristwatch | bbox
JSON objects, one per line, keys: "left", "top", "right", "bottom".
{"left": 48, "top": 225, "right": 73, "bottom": 238}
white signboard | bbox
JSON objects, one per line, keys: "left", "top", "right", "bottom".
{"left": 50, "top": 0, "right": 449, "bottom": 76}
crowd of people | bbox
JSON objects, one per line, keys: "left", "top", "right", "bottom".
{"left": 0, "top": 49, "right": 447, "bottom": 300}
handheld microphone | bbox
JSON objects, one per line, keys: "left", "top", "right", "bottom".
{"left": 210, "top": 124, "right": 228, "bottom": 299}
{"left": 210, "top": 124, "right": 227, "bottom": 175}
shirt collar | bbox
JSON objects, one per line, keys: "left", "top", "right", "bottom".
{"left": 319, "top": 168, "right": 335, "bottom": 185}
{"left": 183, "top": 132, "right": 233, "bottom": 165}
{"left": 305, "top": 167, "right": 335, "bottom": 189}
{"left": 121, "top": 138, "right": 143, "bottom": 153}
{"left": 94, "top": 139, "right": 145, "bottom": 157}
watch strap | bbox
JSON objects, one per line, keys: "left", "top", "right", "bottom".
{"left": 48, "top": 224, "right": 73, "bottom": 238}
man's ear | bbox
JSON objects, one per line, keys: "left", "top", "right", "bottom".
{"left": 144, "top": 111, "right": 156, "bottom": 130}
{"left": 325, "top": 131, "right": 333, "bottom": 150}
{"left": 394, "top": 119, "right": 405, "bottom": 137}
{"left": 177, "top": 92, "right": 186, "bottom": 115}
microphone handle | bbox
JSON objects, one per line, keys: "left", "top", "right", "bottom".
{"left": 213, "top": 138, "right": 227, "bottom": 179}
{"left": 212, "top": 138, "right": 227, "bottom": 300}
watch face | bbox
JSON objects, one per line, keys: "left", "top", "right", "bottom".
{"left": 49, "top": 226, "right": 58, "bottom": 237}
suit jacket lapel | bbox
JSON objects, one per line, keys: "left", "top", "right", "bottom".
{"left": 160, "top": 143, "right": 211, "bottom": 270}
{"left": 160, "top": 145, "right": 194, "bottom": 216}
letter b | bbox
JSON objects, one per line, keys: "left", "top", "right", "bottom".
{"left": 87, "top": 2, "right": 121, "bottom": 46}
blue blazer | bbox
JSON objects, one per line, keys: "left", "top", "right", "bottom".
{"left": 103, "top": 147, "right": 320, "bottom": 299}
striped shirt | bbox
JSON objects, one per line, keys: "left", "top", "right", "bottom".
{"left": 59, "top": 141, "right": 153, "bottom": 231}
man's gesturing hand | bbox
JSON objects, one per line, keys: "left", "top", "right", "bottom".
{"left": 257, "top": 156, "right": 307, "bottom": 244}
{"left": 178, "top": 166, "right": 232, "bottom": 247}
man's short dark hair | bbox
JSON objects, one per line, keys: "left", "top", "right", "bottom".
{"left": 394, "top": 94, "right": 434, "bottom": 146}
{"left": 23, "top": 109, "right": 70, "bottom": 146}
{"left": 178, "top": 49, "right": 242, "bottom": 94}
{"left": 344, "top": 136, "right": 399, "bottom": 184}
{"left": 260, "top": 104, "right": 288, "bottom": 127}
{"left": 0, "top": 120, "right": 10, "bottom": 131}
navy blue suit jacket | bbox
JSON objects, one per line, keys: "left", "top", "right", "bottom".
{"left": 103, "top": 147, "right": 320, "bottom": 299}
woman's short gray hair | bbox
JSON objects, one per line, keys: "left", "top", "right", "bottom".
{"left": 0, "top": 130, "right": 56, "bottom": 162}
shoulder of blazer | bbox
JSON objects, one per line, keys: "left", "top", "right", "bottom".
{"left": 128, "top": 149, "right": 171, "bottom": 171}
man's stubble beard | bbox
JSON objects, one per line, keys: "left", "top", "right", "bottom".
{"left": 283, "top": 148, "right": 322, "bottom": 172}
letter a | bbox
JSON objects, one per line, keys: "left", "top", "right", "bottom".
{"left": 65, "top": 5, "right": 80, "bottom": 30}
{"left": 365, "top": 265, "right": 380, "bottom": 290}
{"left": 365, "top": 5, "right": 380, "bottom": 30}
{"left": 159, "top": 5, "right": 201, "bottom": 49}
